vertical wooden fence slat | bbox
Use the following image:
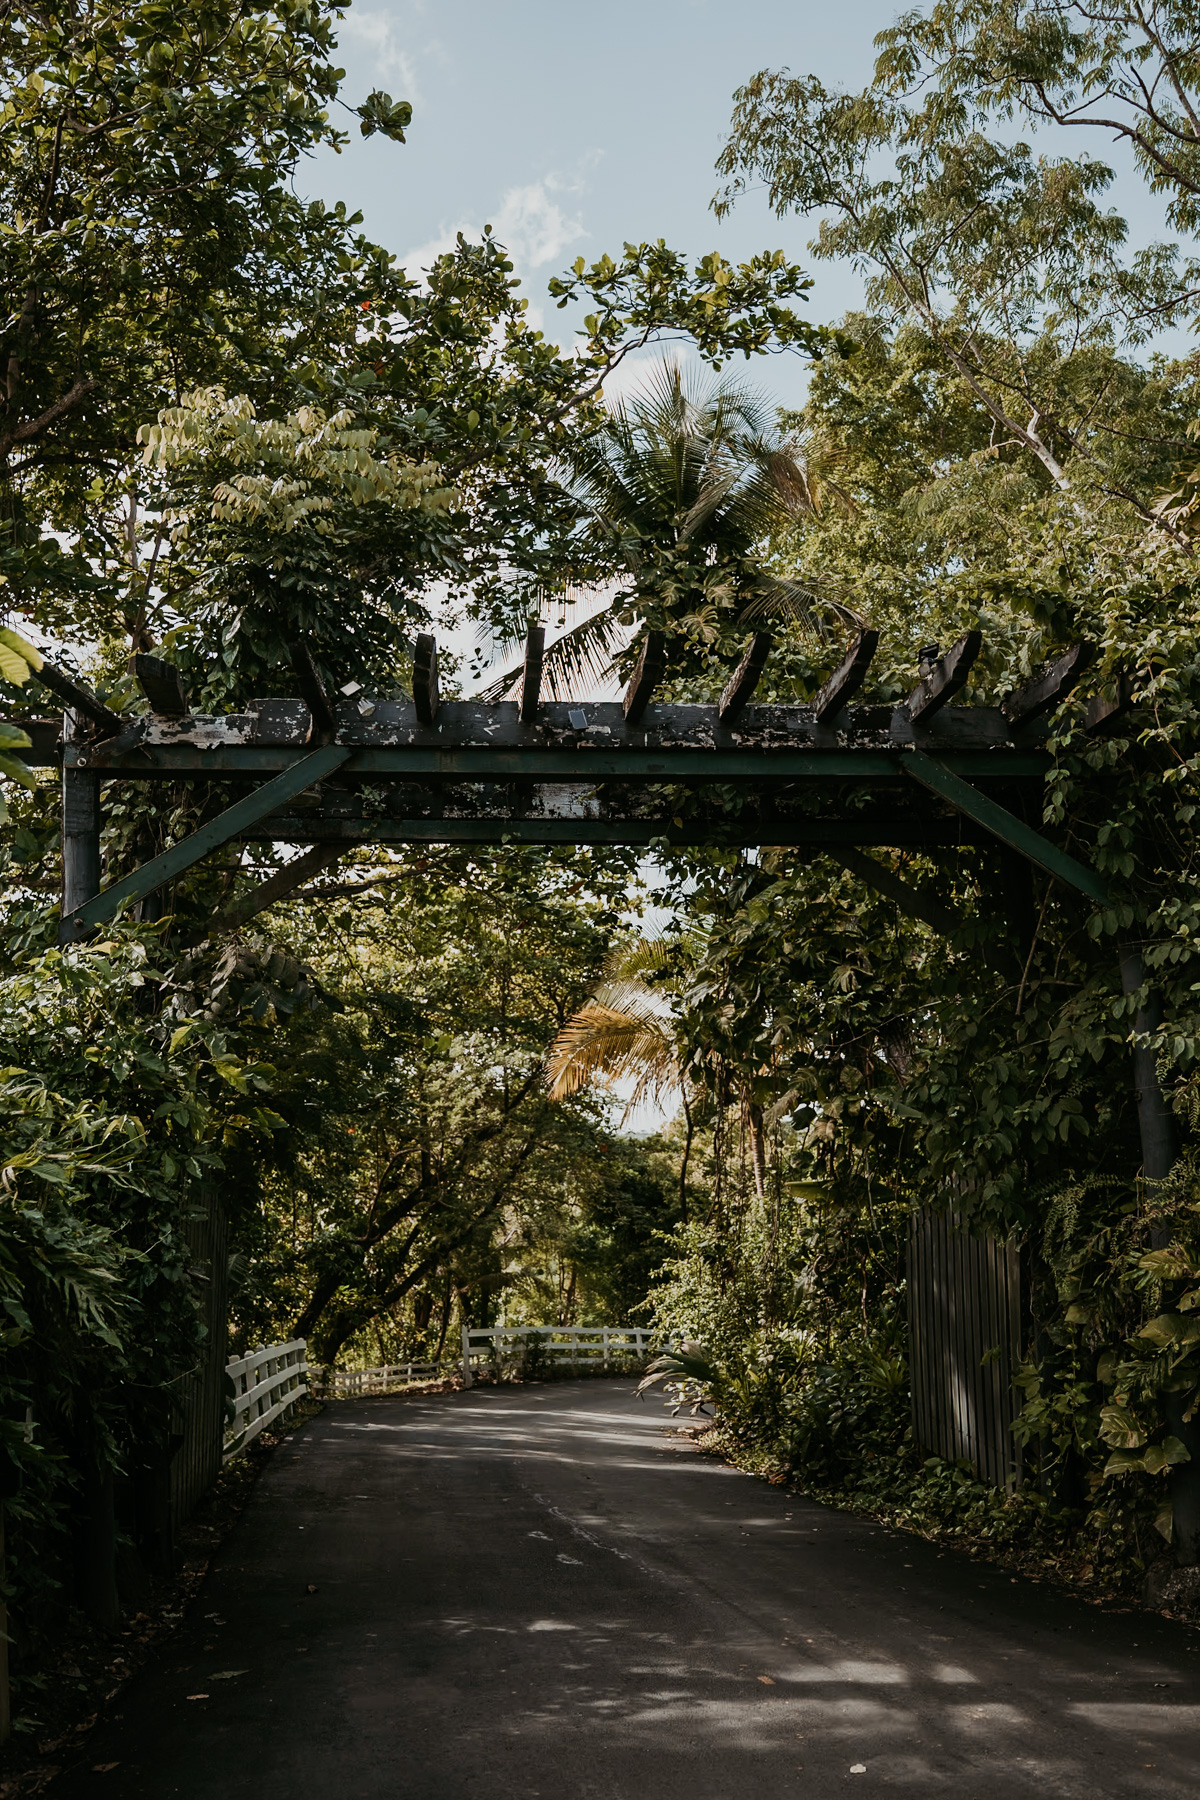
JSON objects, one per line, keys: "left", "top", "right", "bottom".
{"left": 907, "top": 1208, "right": 1022, "bottom": 1490}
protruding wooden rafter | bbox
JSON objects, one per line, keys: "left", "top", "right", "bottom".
{"left": 1001, "top": 642, "right": 1094, "bottom": 728}
{"left": 133, "top": 653, "right": 189, "bottom": 718}
{"left": 623, "top": 630, "right": 666, "bottom": 725}
{"left": 906, "top": 630, "right": 982, "bottom": 723}
{"left": 412, "top": 632, "right": 440, "bottom": 726}
{"left": 718, "top": 632, "right": 772, "bottom": 723}
{"left": 288, "top": 642, "right": 336, "bottom": 740}
{"left": 33, "top": 660, "right": 123, "bottom": 736}
{"left": 812, "top": 628, "right": 880, "bottom": 723}
{"left": 519, "top": 624, "right": 545, "bottom": 724}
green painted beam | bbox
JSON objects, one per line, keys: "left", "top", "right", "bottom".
{"left": 248, "top": 816, "right": 990, "bottom": 849}
{"left": 59, "top": 745, "right": 350, "bottom": 939}
{"left": 903, "top": 750, "right": 1110, "bottom": 905}
{"left": 64, "top": 742, "right": 1052, "bottom": 783}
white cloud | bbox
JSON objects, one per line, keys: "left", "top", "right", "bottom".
{"left": 337, "top": 4, "right": 436, "bottom": 104}
{"left": 401, "top": 172, "right": 587, "bottom": 278}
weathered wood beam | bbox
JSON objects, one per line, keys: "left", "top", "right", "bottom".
{"left": 33, "top": 662, "right": 123, "bottom": 736}
{"left": 133, "top": 653, "right": 189, "bottom": 717}
{"left": 413, "top": 632, "right": 440, "bottom": 726}
{"left": 59, "top": 744, "right": 351, "bottom": 940}
{"left": 519, "top": 624, "right": 545, "bottom": 723}
{"left": 831, "top": 846, "right": 1011, "bottom": 975}
{"left": 1084, "top": 673, "right": 1134, "bottom": 736}
{"left": 1001, "top": 642, "right": 1094, "bottom": 728}
{"left": 718, "top": 632, "right": 773, "bottom": 723}
{"left": 216, "top": 842, "right": 347, "bottom": 931}
{"left": 288, "top": 642, "right": 336, "bottom": 740}
{"left": 812, "top": 628, "right": 880, "bottom": 723}
{"left": 623, "top": 630, "right": 666, "bottom": 724}
{"left": 903, "top": 749, "right": 1109, "bottom": 903}
{"left": 906, "top": 631, "right": 982, "bottom": 723}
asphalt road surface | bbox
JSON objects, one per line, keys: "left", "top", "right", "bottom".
{"left": 54, "top": 1380, "right": 1200, "bottom": 1798}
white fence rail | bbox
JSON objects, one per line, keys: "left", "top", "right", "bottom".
{"left": 461, "top": 1324, "right": 654, "bottom": 1387}
{"left": 323, "top": 1359, "right": 455, "bottom": 1396}
{"left": 223, "top": 1338, "right": 308, "bottom": 1460}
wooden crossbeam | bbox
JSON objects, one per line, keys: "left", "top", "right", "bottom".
{"left": 623, "top": 631, "right": 666, "bottom": 724}
{"left": 413, "top": 633, "right": 440, "bottom": 726}
{"left": 903, "top": 750, "right": 1109, "bottom": 904}
{"left": 288, "top": 642, "right": 336, "bottom": 740}
{"left": 520, "top": 624, "right": 545, "bottom": 723}
{"left": 718, "top": 633, "right": 773, "bottom": 723}
{"left": 58, "top": 744, "right": 351, "bottom": 941}
{"left": 813, "top": 629, "right": 880, "bottom": 722}
{"left": 216, "top": 842, "right": 346, "bottom": 931}
{"left": 134, "top": 653, "right": 188, "bottom": 718}
{"left": 906, "top": 632, "right": 982, "bottom": 723}
{"left": 1001, "top": 642, "right": 1094, "bottom": 728}
{"left": 33, "top": 662, "right": 123, "bottom": 736}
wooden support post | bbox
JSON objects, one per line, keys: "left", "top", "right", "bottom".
{"left": 216, "top": 843, "right": 347, "bottom": 931}
{"left": 59, "top": 744, "right": 351, "bottom": 938}
{"left": 62, "top": 713, "right": 101, "bottom": 919}
{"left": 461, "top": 1322, "right": 473, "bottom": 1389}
{"left": 718, "top": 632, "right": 772, "bottom": 723}
{"left": 519, "top": 624, "right": 545, "bottom": 723}
{"left": 906, "top": 631, "right": 982, "bottom": 723}
{"left": 623, "top": 630, "right": 666, "bottom": 725}
{"left": 413, "top": 634, "right": 440, "bottom": 726}
{"left": 1001, "top": 643, "right": 1094, "bottom": 729}
{"left": 812, "top": 628, "right": 880, "bottom": 723}
{"left": 133, "top": 653, "right": 188, "bottom": 717}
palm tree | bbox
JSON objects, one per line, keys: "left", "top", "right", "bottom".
{"left": 546, "top": 937, "right": 698, "bottom": 1215}
{"left": 480, "top": 363, "right": 853, "bottom": 699}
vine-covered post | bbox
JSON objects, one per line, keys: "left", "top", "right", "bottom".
{"left": 1119, "top": 946, "right": 1200, "bottom": 1562}
{"left": 60, "top": 711, "right": 101, "bottom": 919}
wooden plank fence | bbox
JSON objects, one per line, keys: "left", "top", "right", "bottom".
{"left": 223, "top": 1339, "right": 309, "bottom": 1460}
{"left": 908, "top": 1208, "right": 1023, "bottom": 1490}
{"left": 323, "top": 1359, "right": 455, "bottom": 1396}
{"left": 169, "top": 1188, "right": 229, "bottom": 1522}
{"left": 461, "top": 1324, "right": 654, "bottom": 1387}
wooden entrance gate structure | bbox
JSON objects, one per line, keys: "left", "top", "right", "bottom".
{"left": 6, "top": 623, "right": 1168, "bottom": 1501}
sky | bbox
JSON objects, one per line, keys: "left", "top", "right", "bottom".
{"left": 304, "top": 0, "right": 906, "bottom": 412}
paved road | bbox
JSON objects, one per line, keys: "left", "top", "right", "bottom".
{"left": 55, "top": 1381, "right": 1200, "bottom": 1798}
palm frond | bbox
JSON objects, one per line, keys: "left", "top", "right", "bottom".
{"left": 474, "top": 606, "right": 629, "bottom": 703}
{"left": 545, "top": 1005, "right": 679, "bottom": 1110}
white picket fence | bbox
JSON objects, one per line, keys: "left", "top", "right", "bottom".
{"left": 324, "top": 1359, "right": 455, "bottom": 1396}
{"left": 223, "top": 1338, "right": 309, "bottom": 1460}
{"left": 460, "top": 1324, "right": 654, "bottom": 1388}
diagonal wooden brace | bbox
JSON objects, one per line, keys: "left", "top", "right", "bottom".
{"left": 902, "top": 750, "right": 1110, "bottom": 904}
{"left": 59, "top": 745, "right": 352, "bottom": 941}
{"left": 215, "top": 842, "right": 348, "bottom": 932}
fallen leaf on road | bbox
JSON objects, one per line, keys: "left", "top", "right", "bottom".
{"left": 185, "top": 1694, "right": 209, "bottom": 1701}
{"left": 306, "top": 1584, "right": 319, "bottom": 1593}
{"left": 209, "top": 1670, "right": 249, "bottom": 1680}
{"left": 850, "top": 1765, "right": 867, "bottom": 1775}
{"left": 556, "top": 1555, "right": 582, "bottom": 1565}
{"left": 92, "top": 1765, "right": 120, "bottom": 1773}
{"left": 757, "top": 1676, "right": 776, "bottom": 1685}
